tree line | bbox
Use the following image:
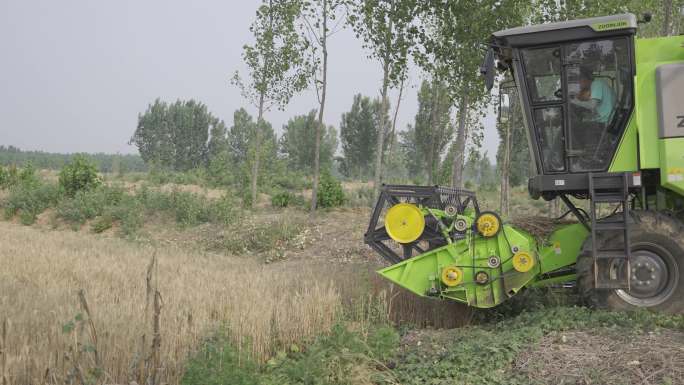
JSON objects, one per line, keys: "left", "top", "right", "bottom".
{"left": 0, "top": 145, "right": 147, "bottom": 173}
{"left": 128, "top": 0, "right": 680, "bottom": 211}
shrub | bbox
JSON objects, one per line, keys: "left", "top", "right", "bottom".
{"left": 0, "top": 167, "right": 7, "bottom": 188}
{"left": 59, "top": 155, "right": 101, "bottom": 196}
{"left": 270, "top": 171, "right": 308, "bottom": 191}
{"left": 3, "top": 181, "right": 60, "bottom": 225}
{"left": 0, "top": 164, "right": 38, "bottom": 189}
{"left": 317, "top": 172, "right": 345, "bottom": 208}
{"left": 170, "top": 190, "right": 211, "bottom": 226}
{"left": 271, "top": 191, "right": 295, "bottom": 208}
{"left": 208, "top": 194, "right": 241, "bottom": 225}
{"left": 55, "top": 186, "right": 126, "bottom": 228}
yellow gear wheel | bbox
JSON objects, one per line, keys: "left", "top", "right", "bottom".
{"left": 384, "top": 203, "right": 425, "bottom": 244}
{"left": 476, "top": 212, "right": 501, "bottom": 237}
{"left": 441, "top": 266, "right": 464, "bottom": 287}
{"left": 512, "top": 251, "right": 535, "bottom": 273}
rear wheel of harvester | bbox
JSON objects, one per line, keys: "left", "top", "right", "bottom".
{"left": 577, "top": 211, "right": 684, "bottom": 313}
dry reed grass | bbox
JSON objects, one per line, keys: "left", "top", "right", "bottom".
{"left": 0, "top": 222, "right": 341, "bottom": 385}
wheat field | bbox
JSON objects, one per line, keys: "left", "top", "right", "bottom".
{"left": 0, "top": 222, "right": 342, "bottom": 385}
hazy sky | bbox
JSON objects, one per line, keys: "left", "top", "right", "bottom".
{"left": 0, "top": 0, "right": 499, "bottom": 159}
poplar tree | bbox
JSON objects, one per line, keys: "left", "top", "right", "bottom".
{"left": 348, "top": 0, "right": 418, "bottom": 198}
{"left": 233, "top": 0, "right": 310, "bottom": 205}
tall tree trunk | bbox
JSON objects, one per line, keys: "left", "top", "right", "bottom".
{"left": 662, "top": 0, "right": 674, "bottom": 36}
{"left": 373, "top": 60, "right": 391, "bottom": 199}
{"left": 451, "top": 94, "right": 468, "bottom": 188}
{"left": 499, "top": 116, "right": 511, "bottom": 217}
{"left": 310, "top": 0, "right": 328, "bottom": 212}
{"left": 427, "top": 83, "right": 440, "bottom": 185}
{"left": 252, "top": 91, "right": 265, "bottom": 206}
{"left": 385, "top": 76, "right": 405, "bottom": 174}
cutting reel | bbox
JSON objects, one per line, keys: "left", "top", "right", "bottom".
{"left": 364, "top": 185, "right": 484, "bottom": 264}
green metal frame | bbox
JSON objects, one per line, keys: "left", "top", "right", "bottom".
{"left": 378, "top": 210, "right": 588, "bottom": 309}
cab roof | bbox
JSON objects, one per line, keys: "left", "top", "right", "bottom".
{"left": 492, "top": 13, "right": 637, "bottom": 48}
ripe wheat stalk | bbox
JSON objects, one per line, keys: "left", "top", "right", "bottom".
{"left": 1, "top": 222, "right": 341, "bottom": 385}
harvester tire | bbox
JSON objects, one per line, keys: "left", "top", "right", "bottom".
{"left": 577, "top": 211, "right": 684, "bottom": 313}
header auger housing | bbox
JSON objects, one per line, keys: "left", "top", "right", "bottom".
{"left": 367, "top": 13, "right": 684, "bottom": 313}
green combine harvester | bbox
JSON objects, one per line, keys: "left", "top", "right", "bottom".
{"left": 365, "top": 13, "right": 684, "bottom": 313}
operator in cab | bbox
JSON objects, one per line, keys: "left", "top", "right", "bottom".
{"left": 571, "top": 66, "right": 617, "bottom": 125}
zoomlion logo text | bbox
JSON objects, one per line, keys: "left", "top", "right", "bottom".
{"left": 592, "top": 20, "right": 629, "bottom": 31}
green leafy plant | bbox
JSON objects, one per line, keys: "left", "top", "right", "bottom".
{"left": 59, "top": 155, "right": 102, "bottom": 196}
{"left": 271, "top": 191, "right": 295, "bottom": 207}
{"left": 0, "top": 164, "right": 38, "bottom": 189}
{"left": 3, "top": 181, "right": 60, "bottom": 225}
{"left": 182, "top": 324, "right": 399, "bottom": 385}
{"left": 316, "top": 172, "right": 345, "bottom": 208}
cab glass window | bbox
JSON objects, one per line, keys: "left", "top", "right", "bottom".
{"left": 533, "top": 107, "right": 565, "bottom": 173}
{"left": 566, "top": 38, "right": 632, "bottom": 172}
{"left": 522, "top": 47, "right": 562, "bottom": 103}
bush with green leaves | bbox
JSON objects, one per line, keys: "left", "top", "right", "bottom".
{"left": 0, "top": 164, "right": 38, "bottom": 189}
{"left": 208, "top": 194, "right": 242, "bottom": 225}
{"left": 3, "top": 180, "right": 60, "bottom": 225}
{"left": 316, "top": 172, "right": 345, "bottom": 208}
{"left": 59, "top": 155, "right": 102, "bottom": 196}
{"left": 271, "top": 191, "right": 295, "bottom": 208}
{"left": 55, "top": 186, "right": 125, "bottom": 228}
{"left": 0, "top": 166, "right": 8, "bottom": 188}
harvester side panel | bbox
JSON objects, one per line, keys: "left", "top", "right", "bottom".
{"left": 656, "top": 63, "right": 684, "bottom": 196}
{"left": 635, "top": 36, "right": 684, "bottom": 170}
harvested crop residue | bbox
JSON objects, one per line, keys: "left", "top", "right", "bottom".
{"left": 513, "top": 328, "right": 684, "bottom": 385}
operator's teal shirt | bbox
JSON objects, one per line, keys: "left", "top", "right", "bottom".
{"left": 591, "top": 79, "right": 616, "bottom": 123}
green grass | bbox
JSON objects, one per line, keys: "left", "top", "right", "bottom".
{"left": 182, "top": 304, "right": 684, "bottom": 385}
{"left": 182, "top": 324, "right": 400, "bottom": 385}
{"left": 392, "top": 306, "right": 684, "bottom": 385}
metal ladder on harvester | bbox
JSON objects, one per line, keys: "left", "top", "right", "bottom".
{"left": 588, "top": 173, "right": 632, "bottom": 289}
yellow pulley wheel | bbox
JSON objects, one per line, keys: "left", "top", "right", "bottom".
{"left": 441, "top": 266, "right": 464, "bottom": 287}
{"left": 476, "top": 212, "right": 501, "bottom": 237}
{"left": 512, "top": 251, "right": 535, "bottom": 273}
{"left": 384, "top": 203, "right": 425, "bottom": 244}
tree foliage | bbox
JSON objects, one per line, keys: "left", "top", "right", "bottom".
{"left": 279, "top": 110, "right": 338, "bottom": 173}
{"left": 347, "top": 0, "right": 418, "bottom": 196}
{"left": 413, "top": 80, "right": 453, "bottom": 184}
{"left": 130, "top": 99, "right": 224, "bottom": 171}
{"left": 224, "top": 109, "right": 279, "bottom": 187}
{"left": 233, "top": 0, "right": 311, "bottom": 111}
{"left": 0, "top": 145, "right": 146, "bottom": 173}
{"left": 339, "top": 94, "right": 390, "bottom": 178}
{"left": 233, "top": 0, "right": 311, "bottom": 205}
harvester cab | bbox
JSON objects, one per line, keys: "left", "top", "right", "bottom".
{"left": 366, "top": 13, "right": 684, "bottom": 312}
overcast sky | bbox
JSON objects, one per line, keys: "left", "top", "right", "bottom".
{"left": 0, "top": 0, "right": 499, "bottom": 160}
